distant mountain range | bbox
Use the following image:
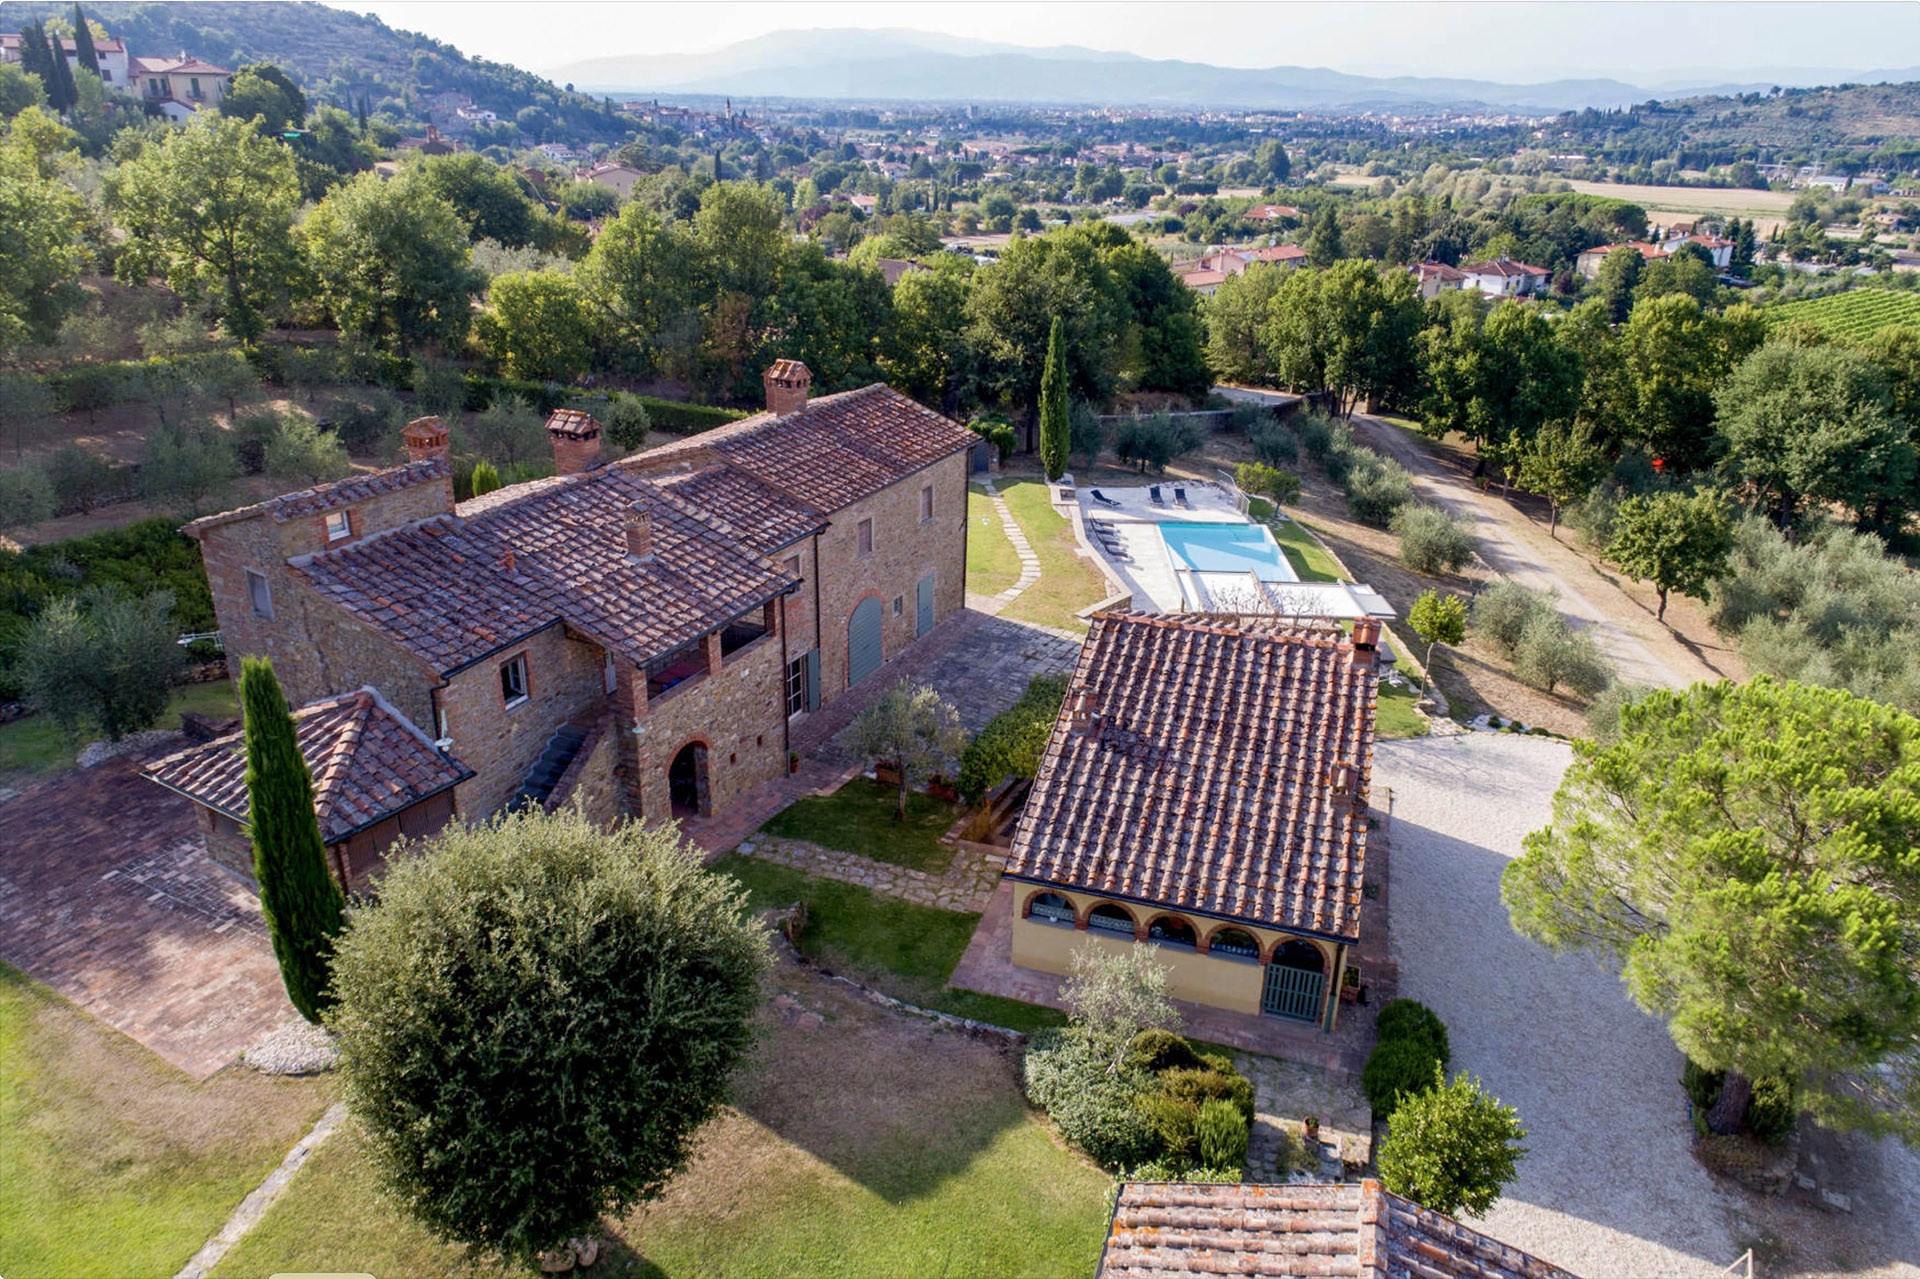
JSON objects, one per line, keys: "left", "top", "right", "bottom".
{"left": 548, "top": 28, "right": 1920, "bottom": 114}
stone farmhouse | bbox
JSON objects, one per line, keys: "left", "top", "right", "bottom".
{"left": 1002, "top": 612, "right": 1381, "bottom": 1033}
{"left": 156, "top": 363, "right": 974, "bottom": 885}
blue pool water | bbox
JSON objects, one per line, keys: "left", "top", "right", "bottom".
{"left": 1157, "top": 521, "right": 1298, "bottom": 582}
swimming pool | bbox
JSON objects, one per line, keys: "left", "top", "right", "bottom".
{"left": 1157, "top": 521, "right": 1299, "bottom": 583}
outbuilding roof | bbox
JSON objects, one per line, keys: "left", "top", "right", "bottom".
{"left": 1100, "top": 1181, "right": 1580, "bottom": 1279}
{"left": 143, "top": 688, "right": 471, "bottom": 844}
{"left": 1003, "top": 613, "right": 1379, "bottom": 941}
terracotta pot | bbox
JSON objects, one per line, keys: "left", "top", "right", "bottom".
{"left": 929, "top": 780, "right": 959, "bottom": 803}
{"left": 1303, "top": 1119, "right": 1321, "bottom": 1144}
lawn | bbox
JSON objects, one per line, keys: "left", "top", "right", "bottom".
{"left": 1267, "top": 513, "right": 1346, "bottom": 584}
{"left": 0, "top": 963, "right": 334, "bottom": 1279}
{"left": 966, "top": 483, "right": 1022, "bottom": 596}
{"left": 1374, "top": 674, "right": 1431, "bottom": 739}
{"left": 0, "top": 679, "right": 239, "bottom": 777}
{"left": 213, "top": 966, "right": 1108, "bottom": 1279}
{"left": 995, "top": 475, "right": 1110, "bottom": 634}
{"left": 761, "top": 777, "right": 958, "bottom": 873}
{"left": 716, "top": 853, "right": 1067, "bottom": 1035}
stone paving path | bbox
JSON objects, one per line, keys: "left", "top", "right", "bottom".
{"left": 735, "top": 832, "right": 1004, "bottom": 914}
{"left": 1236, "top": 1050, "right": 1373, "bottom": 1183}
{"left": 973, "top": 478, "right": 1042, "bottom": 616}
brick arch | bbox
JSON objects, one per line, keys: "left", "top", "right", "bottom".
{"left": 1204, "top": 924, "right": 1262, "bottom": 960}
{"left": 1022, "top": 888, "right": 1077, "bottom": 925}
{"left": 1084, "top": 900, "right": 1139, "bottom": 937}
{"left": 1143, "top": 912, "right": 1199, "bottom": 949}
{"left": 1265, "top": 934, "right": 1331, "bottom": 973}
{"left": 666, "top": 736, "right": 712, "bottom": 818}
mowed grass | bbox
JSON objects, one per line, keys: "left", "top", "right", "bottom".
{"left": 1374, "top": 674, "right": 1431, "bottom": 739}
{"left": 1268, "top": 513, "right": 1346, "bottom": 584}
{"left": 996, "top": 476, "right": 1110, "bottom": 634}
{"left": 717, "top": 854, "right": 1067, "bottom": 1035}
{"left": 760, "top": 777, "right": 958, "bottom": 873}
{"left": 214, "top": 962, "right": 1106, "bottom": 1279}
{"left": 966, "top": 484, "right": 1022, "bottom": 596}
{"left": 0, "top": 679, "right": 239, "bottom": 777}
{"left": 0, "top": 964, "right": 334, "bottom": 1279}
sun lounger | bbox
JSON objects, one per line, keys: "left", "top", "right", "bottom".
{"left": 1090, "top": 489, "right": 1121, "bottom": 507}
{"left": 1150, "top": 485, "right": 1164, "bottom": 505}
{"left": 1174, "top": 486, "right": 1190, "bottom": 507}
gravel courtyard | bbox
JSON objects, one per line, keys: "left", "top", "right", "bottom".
{"left": 1376, "top": 733, "right": 1742, "bottom": 1278}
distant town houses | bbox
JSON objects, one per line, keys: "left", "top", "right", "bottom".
{"left": 1574, "top": 230, "right": 1735, "bottom": 279}
{"left": 1411, "top": 259, "right": 1468, "bottom": 298}
{"left": 576, "top": 162, "right": 647, "bottom": 197}
{"left": 1171, "top": 243, "right": 1308, "bottom": 293}
{"left": 0, "top": 30, "right": 130, "bottom": 85}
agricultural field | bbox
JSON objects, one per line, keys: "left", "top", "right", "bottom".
{"left": 1765, "top": 287, "right": 1920, "bottom": 340}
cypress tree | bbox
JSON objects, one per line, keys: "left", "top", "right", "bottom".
{"left": 71, "top": 6, "right": 101, "bottom": 78}
{"left": 1038, "top": 315, "right": 1070, "bottom": 481}
{"left": 1307, "top": 206, "right": 1344, "bottom": 268}
{"left": 241, "top": 655, "right": 345, "bottom": 1022}
{"left": 44, "top": 24, "right": 79, "bottom": 112}
{"left": 18, "top": 22, "right": 55, "bottom": 99}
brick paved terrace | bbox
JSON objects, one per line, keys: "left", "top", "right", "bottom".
{"left": 0, "top": 742, "right": 296, "bottom": 1080}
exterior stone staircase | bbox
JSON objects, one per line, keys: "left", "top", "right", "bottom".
{"left": 506, "top": 720, "right": 591, "bottom": 813}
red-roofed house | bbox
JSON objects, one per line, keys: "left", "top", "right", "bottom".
{"left": 1246, "top": 203, "right": 1303, "bottom": 222}
{"left": 175, "top": 364, "right": 974, "bottom": 868}
{"left": 1, "top": 31, "right": 131, "bottom": 87}
{"left": 1459, "top": 257, "right": 1551, "bottom": 298}
{"left": 131, "top": 53, "right": 232, "bottom": 118}
{"left": 1002, "top": 612, "right": 1382, "bottom": 1028}
{"left": 1575, "top": 241, "right": 1668, "bottom": 278}
{"left": 1411, "top": 260, "right": 1468, "bottom": 298}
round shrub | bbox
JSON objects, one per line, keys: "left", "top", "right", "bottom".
{"left": 1471, "top": 580, "right": 1553, "bottom": 657}
{"left": 1392, "top": 504, "right": 1475, "bottom": 576}
{"left": 1375, "top": 998, "right": 1451, "bottom": 1065}
{"left": 1127, "top": 1027, "right": 1203, "bottom": 1075}
{"left": 603, "top": 394, "right": 652, "bottom": 451}
{"left": 1344, "top": 455, "right": 1415, "bottom": 527}
{"left": 1363, "top": 1036, "right": 1445, "bottom": 1118}
{"left": 1250, "top": 421, "right": 1299, "bottom": 466}
{"left": 1513, "top": 612, "right": 1614, "bottom": 697}
{"left": 1158, "top": 1062, "right": 1255, "bottom": 1126}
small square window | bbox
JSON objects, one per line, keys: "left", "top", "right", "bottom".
{"left": 324, "top": 510, "right": 351, "bottom": 542}
{"left": 500, "top": 655, "right": 529, "bottom": 706}
{"left": 919, "top": 485, "right": 933, "bottom": 523}
{"left": 246, "top": 569, "right": 273, "bottom": 619}
{"left": 857, "top": 518, "right": 874, "bottom": 557}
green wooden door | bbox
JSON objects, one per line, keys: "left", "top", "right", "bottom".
{"left": 1261, "top": 961, "right": 1324, "bottom": 1023}
{"left": 848, "top": 597, "right": 884, "bottom": 686}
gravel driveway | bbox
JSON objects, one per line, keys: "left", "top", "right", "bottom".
{"left": 1377, "top": 733, "right": 1741, "bottom": 1278}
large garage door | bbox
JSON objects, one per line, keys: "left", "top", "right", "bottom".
{"left": 849, "top": 597, "right": 884, "bottom": 686}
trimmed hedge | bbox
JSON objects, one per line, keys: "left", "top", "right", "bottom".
{"left": 958, "top": 674, "right": 1069, "bottom": 802}
{"left": 1363, "top": 998, "right": 1452, "bottom": 1119}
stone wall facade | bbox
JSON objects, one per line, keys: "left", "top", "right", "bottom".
{"left": 546, "top": 710, "right": 622, "bottom": 829}
{"left": 623, "top": 622, "right": 790, "bottom": 823}
{"left": 437, "top": 624, "right": 606, "bottom": 818}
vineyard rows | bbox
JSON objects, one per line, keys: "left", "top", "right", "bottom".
{"left": 1766, "top": 289, "right": 1920, "bottom": 340}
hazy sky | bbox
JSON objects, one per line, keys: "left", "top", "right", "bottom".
{"left": 338, "top": 1, "right": 1920, "bottom": 85}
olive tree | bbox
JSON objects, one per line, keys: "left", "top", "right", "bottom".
{"left": 327, "top": 809, "right": 770, "bottom": 1264}
{"left": 10, "top": 587, "right": 182, "bottom": 740}
{"left": 845, "top": 680, "right": 968, "bottom": 819}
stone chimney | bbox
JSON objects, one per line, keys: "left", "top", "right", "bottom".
{"left": 546, "top": 409, "right": 603, "bottom": 476}
{"left": 402, "top": 415, "right": 449, "bottom": 463}
{"left": 763, "top": 359, "right": 812, "bottom": 416}
{"left": 624, "top": 501, "right": 653, "bottom": 561}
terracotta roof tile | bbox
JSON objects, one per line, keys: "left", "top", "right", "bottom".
{"left": 291, "top": 467, "right": 795, "bottom": 675}
{"left": 652, "top": 464, "right": 827, "bottom": 555}
{"left": 143, "top": 689, "right": 471, "bottom": 843}
{"left": 185, "top": 458, "right": 451, "bottom": 533}
{"left": 1460, "top": 257, "right": 1551, "bottom": 278}
{"left": 1100, "top": 1182, "right": 1580, "bottom": 1279}
{"left": 545, "top": 408, "right": 601, "bottom": 438}
{"left": 638, "top": 383, "right": 976, "bottom": 513}
{"left": 1003, "top": 613, "right": 1379, "bottom": 940}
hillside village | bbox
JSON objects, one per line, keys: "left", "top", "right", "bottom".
{"left": 2, "top": 5, "right": 1920, "bottom": 1279}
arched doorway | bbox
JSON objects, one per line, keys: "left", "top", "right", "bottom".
{"left": 668, "top": 742, "right": 709, "bottom": 818}
{"left": 848, "top": 597, "right": 884, "bottom": 686}
{"left": 1261, "top": 939, "right": 1326, "bottom": 1024}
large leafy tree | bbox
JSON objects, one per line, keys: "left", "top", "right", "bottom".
{"left": 1611, "top": 294, "right": 1754, "bottom": 470}
{"left": 217, "top": 63, "right": 307, "bottom": 134}
{"left": 1203, "top": 263, "right": 1285, "bottom": 386}
{"left": 1594, "top": 244, "right": 1643, "bottom": 323}
{"left": 1607, "top": 488, "right": 1733, "bottom": 621}
{"left": 327, "top": 808, "right": 770, "bottom": 1263}
{"left": 411, "top": 151, "right": 539, "bottom": 246}
{"left": 1513, "top": 421, "right": 1608, "bottom": 538}
{"left": 1262, "top": 260, "right": 1423, "bottom": 418}
{"left": 1715, "top": 342, "right": 1911, "bottom": 533}
{"left": 303, "top": 169, "right": 483, "bottom": 355}
{"left": 766, "top": 244, "right": 890, "bottom": 391}
{"left": 476, "top": 270, "right": 594, "bottom": 384}
{"left": 577, "top": 201, "right": 697, "bottom": 379}
{"left": 0, "top": 107, "right": 89, "bottom": 354}
{"left": 1506, "top": 678, "right": 1920, "bottom": 1142}
{"left": 106, "top": 113, "right": 301, "bottom": 344}
{"left": 880, "top": 260, "right": 972, "bottom": 410}
{"left": 240, "top": 656, "right": 343, "bottom": 1023}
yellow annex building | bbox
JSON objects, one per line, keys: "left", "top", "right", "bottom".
{"left": 1001, "top": 612, "right": 1382, "bottom": 1032}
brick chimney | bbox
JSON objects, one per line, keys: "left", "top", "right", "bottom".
{"left": 763, "top": 359, "right": 811, "bottom": 416}
{"left": 1349, "top": 618, "right": 1381, "bottom": 671}
{"left": 546, "top": 409, "right": 603, "bottom": 476}
{"left": 402, "top": 415, "right": 449, "bottom": 463}
{"left": 624, "top": 501, "right": 653, "bottom": 561}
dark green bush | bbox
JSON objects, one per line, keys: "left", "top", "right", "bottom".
{"left": 957, "top": 674, "right": 1068, "bottom": 802}
{"left": 634, "top": 396, "right": 746, "bottom": 435}
{"left": 1745, "top": 1076, "right": 1798, "bottom": 1144}
{"left": 1159, "top": 1062, "right": 1255, "bottom": 1126}
{"left": 1344, "top": 454, "right": 1415, "bottom": 527}
{"left": 1023, "top": 1029, "right": 1159, "bottom": 1170}
{"left": 1363, "top": 1036, "right": 1444, "bottom": 1118}
{"left": 1392, "top": 504, "right": 1475, "bottom": 575}
{"left": 324, "top": 392, "right": 406, "bottom": 458}
{"left": 602, "top": 394, "right": 652, "bottom": 450}
{"left": 1249, "top": 421, "right": 1298, "bottom": 467}
{"left": 1472, "top": 580, "right": 1554, "bottom": 657}
{"left": 1126, "top": 1028, "right": 1203, "bottom": 1075}
{"left": 1297, "top": 412, "right": 1338, "bottom": 464}
{"left": 43, "top": 446, "right": 123, "bottom": 515}
{"left": 1681, "top": 1058, "right": 1723, "bottom": 1112}
{"left": 1375, "top": 998, "right": 1452, "bottom": 1065}
{"left": 1196, "top": 1098, "right": 1250, "bottom": 1172}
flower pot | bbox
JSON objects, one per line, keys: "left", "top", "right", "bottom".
{"left": 875, "top": 764, "right": 903, "bottom": 787}
{"left": 929, "top": 780, "right": 959, "bottom": 803}
{"left": 1303, "top": 1118, "right": 1321, "bottom": 1144}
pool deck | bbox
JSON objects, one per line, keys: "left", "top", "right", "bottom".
{"left": 1077, "top": 481, "right": 1248, "bottom": 613}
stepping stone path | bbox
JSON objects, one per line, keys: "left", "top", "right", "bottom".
{"left": 736, "top": 834, "right": 1004, "bottom": 914}
{"left": 978, "top": 478, "right": 1043, "bottom": 613}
